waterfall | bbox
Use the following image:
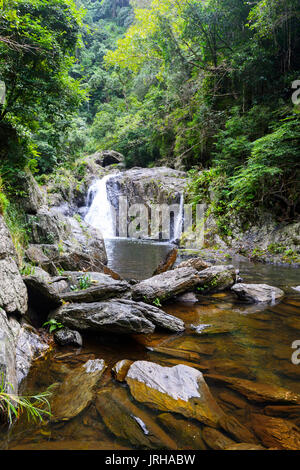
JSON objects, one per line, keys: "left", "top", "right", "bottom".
{"left": 85, "top": 175, "right": 116, "bottom": 238}
{"left": 172, "top": 193, "right": 184, "bottom": 242}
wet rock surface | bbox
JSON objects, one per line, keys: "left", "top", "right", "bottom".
{"left": 232, "top": 283, "right": 285, "bottom": 303}
{"left": 96, "top": 386, "right": 177, "bottom": 449}
{"left": 51, "top": 359, "right": 106, "bottom": 422}
{"left": 59, "top": 276, "right": 131, "bottom": 303}
{"left": 132, "top": 267, "right": 201, "bottom": 303}
{"left": 51, "top": 299, "right": 184, "bottom": 335}
{"left": 251, "top": 414, "right": 300, "bottom": 450}
{"left": 0, "top": 216, "right": 28, "bottom": 315}
{"left": 207, "top": 375, "right": 300, "bottom": 404}
{"left": 126, "top": 361, "right": 224, "bottom": 427}
{"left": 54, "top": 328, "right": 83, "bottom": 348}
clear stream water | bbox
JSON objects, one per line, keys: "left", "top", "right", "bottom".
{"left": 1, "top": 238, "right": 299, "bottom": 450}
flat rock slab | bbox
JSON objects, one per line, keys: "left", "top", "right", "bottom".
{"left": 51, "top": 359, "right": 106, "bottom": 422}
{"left": 51, "top": 299, "right": 184, "bottom": 335}
{"left": 207, "top": 374, "right": 300, "bottom": 404}
{"left": 157, "top": 413, "right": 206, "bottom": 450}
{"left": 232, "top": 283, "right": 284, "bottom": 303}
{"left": 96, "top": 386, "right": 177, "bottom": 449}
{"left": 126, "top": 361, "right": 223, "bottom": 427}
{"left": 59, "top": 278, "right": 131, "bottom": 303}
{"left": 132, "top": 267, "right": 201, "bottom": 303}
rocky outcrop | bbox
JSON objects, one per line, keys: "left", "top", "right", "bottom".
{"left": 231, "top": 283, "right": 285, "bottom": 303}
{"left": 15, "top": 169, "right": 46, "bottom": 215}
{"left": 108, "top": 167, "right": 187, "bottom": 208}
{"left": 125, "top": 361, "right": 224, "bottom": 427}
{"left": 50, "top": 359, "right": 106, "bottom": 422}
{"left": 0, "top": 215, "right": 28, "bottom": 316}
{"left": 23, "top": 275, "right": 62, "bottom": 311}
{"left": 50, "top": 299, "right": 184, "bottom": 335}
{"left": 96, "top": 150, "right": 125, "bottom": 168}
{"left": 132, "top": 267, "right": 201, "bottom": 303}
{"left": 25, "top": 211, "right": 107, "bottom": 272}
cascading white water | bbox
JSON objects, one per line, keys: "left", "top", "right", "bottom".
{"left": 172, "top": 193, "right": 184, "bottom": 242}
{"left": 85, "top": 175, "right": 116, "bottom": 238}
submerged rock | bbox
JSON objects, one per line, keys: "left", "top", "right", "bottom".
{"left": 202, "top": 426, "right": 235, "bottom": 450}
{"left": 207, "top": 374, "right": 300, "bottom": 404}
{"left": 232, "top": 283, "right": 284, "bottom": 303}
{"left": 54, "top": 328, "right": 83, "bottom": 348}
{"left": 126, "top": 361, "right": 223, "bottom": 427}
{"left": 225, "top": 443, "right": 266, "bottom": 450}
{"left": 51, "top": 359, "right": 106, "bottom": 422}
{"left": 158, "top": 413, "right": 206, "bottom": 450}
{"left": 132, "top": 267, "right": 201, "bottom": 304}
{"left": 251, "top": 414, "right": 300, "bottom": 450}
{"left": 96, "top": 386, "right": 177, "bottom": 449}
{"left": 50, "top": 299, "right": 184, "bottom": 335}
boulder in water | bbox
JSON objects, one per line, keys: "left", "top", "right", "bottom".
{"left": 125, "top": 361, "right": 224, "bottom": 427}
{"left": 132, "top": 267, "right": 201, "bottom": 303}
{"left": 54, "top": 328, "right": 83, "bottom": 348}
{"left": 231, "top": 283, "right": 284, "bottom": 303}
{"left": 153, "top": 248, "right": 178, "bottom": 276}
{"left": 50, "top": 299, "right": 184, "bottom": 335}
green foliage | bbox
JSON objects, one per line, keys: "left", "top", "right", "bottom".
{"left": 70, "top": 273, "right": 92, "bottom": 291}
{"left": 43, "top": 319, "right": 64, "bottom": 334}
{"left": 0, "top": 373, "right": 53, "bottom": 425}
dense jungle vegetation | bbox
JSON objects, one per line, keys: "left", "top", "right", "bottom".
{"left": 0, "top": 0, "right": 299, "bottom": 227}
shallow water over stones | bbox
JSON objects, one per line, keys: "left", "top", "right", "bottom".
{"left": 1, "top": 243, "right": 300, "bottom": 450}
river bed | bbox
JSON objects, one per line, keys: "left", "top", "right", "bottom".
{"left": 1, "top": 240, "right": 300, "bottom": 450}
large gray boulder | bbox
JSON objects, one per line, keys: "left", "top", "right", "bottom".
{"left": 196, "top": 265, "right": 237, "bottom": 293}
{"left": 125, "top": 361, "right": 223, "bottom": 428}
{"left": 0, "top": 309, "right": 18, "bottom": 392}
{"left": 50, "top": 299, "right": 184, "bottom": 335}
{"left": 14, "top": 169, "right": 46, "bottom": 215}
{"left": 0, "top": 215, "right": 28, "bottom": 315}
{"left": 132, "top": 267, "right": 201, "bottom": 303}
{"left": 232, "top": 283, "right": 285, "bottom": 303}
{"left": 0, "top": 310, "right": 49, "bottom": 393}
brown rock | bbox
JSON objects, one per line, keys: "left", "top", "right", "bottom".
{"left": 225, "top": 443, "right": 265, "bottom": 450}
{"left": 153, "top": 248, "right": 178, "bottom": 275}
{"left": 202, "top": 427, "right": 235, "bottom": 450}
{"left": 96, "top": 386, "right": 177, "bottom": 449}
{"left": 51, "top": 359, "right": 106, "bottom": 422}
{"left": 206, "top": 374, "right": 300, "bottom": 404}
{"left": 251, "top": 414, "right": 300, "bottom": 450}
{"left": 158, "top": 413, "right": 206, "bottom": 450}
{"left": 112, "top": 360, "right": 133, "bottom": 382}
{"left": 126, "top": 361, "right": 224, "bottom": 427}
